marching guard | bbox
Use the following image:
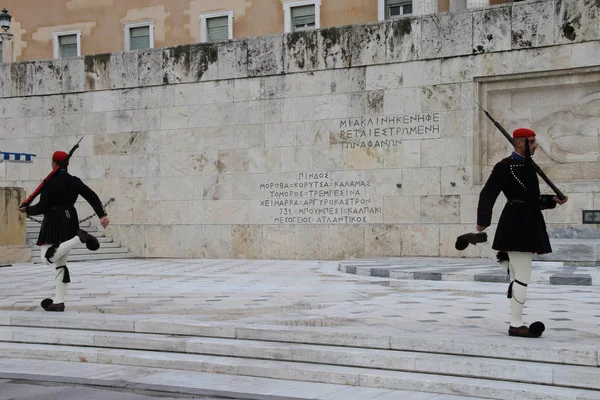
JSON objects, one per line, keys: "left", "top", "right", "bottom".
{"left": 19, "top": 151, "right": 110, "bottom": 312}
{"left": 456, "top": 128, "right": 568, "bottom": 338}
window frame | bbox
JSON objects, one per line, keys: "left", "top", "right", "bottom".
{"left": 283, "top": 0, "right": 321, "bottom": 33}
{"left": 200, "top": 9, "right": 234, "bottom": 43}
{"left": 52, "top": 30, "right": 82, "bottom": 58}
{"left": 124, "top": 20, "right": 154, "bottom": 51}
{"left": 378, "top": 0, "right": 414, "bottom": 21}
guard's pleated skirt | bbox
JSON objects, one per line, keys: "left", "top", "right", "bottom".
{"left": 36, "top": 206, "right": 79, "bottom": 246}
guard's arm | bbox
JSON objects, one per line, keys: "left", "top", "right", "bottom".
{"left": 77, "top": 179, "right": 107, "bottom": 218}
{"left": 477, "top": 163, "right": 507, "bottom": 227}
{"left": 25, "top": 185, "right": 50, "bottom": 216}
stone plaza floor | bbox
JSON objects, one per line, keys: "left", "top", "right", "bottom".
{"left": 1, "top": 257, "right": 599, "bottom": 339}
{"left": 0, "top": 257, "right": 599, "bottom": 399}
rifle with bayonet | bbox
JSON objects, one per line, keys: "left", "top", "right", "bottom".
{"left": 20, "top": 137, "right": 84, "bottom": 208}
{"left": 475, "top": 102, "right": 566, "bottom": 201}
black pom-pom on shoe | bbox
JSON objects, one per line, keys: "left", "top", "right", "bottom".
{"left": 529, "top": 321, "right": 545, "bottom": 338}
{"left": 497, "top": 251, "right": 509, "bottom": 262}
{"left": 77, "top": 229, "right": 100, "bottom": 251}
{"left": 41, "top": 298, "right": 53, "bottom": 310}
{"left": 455, "top": 232, "right": 487, "bottom": 251}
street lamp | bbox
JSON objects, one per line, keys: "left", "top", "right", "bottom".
{"left": 0, "top": 8, "right": 11, "bottom": 32}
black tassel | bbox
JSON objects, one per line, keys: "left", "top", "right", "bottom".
{"left": 507, "top": 281, "right": 513, "bottom": 299}
{"left": 56, "top": 266, "right": 71, "bottom": 283}
{"left": 525, "top": 138, "right": 532, "bottom": 165}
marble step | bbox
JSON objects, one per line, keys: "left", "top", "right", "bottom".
{"left": 31, "top": 246, "right": 129, "bottom": 256}
{"left": 1, "top": 313, "right": 598, "bottom": 367}
{"left": 0, "top": 342, "right": 597, "bottom": 400}
{"left": 27, "top": 233, "right": 110, "bottom": 242}
{"left": 27, "top": 227, "right": 103, "bottom": 235}
{"left": 1, "top": 326, "right": 599, "bottom": 390}
{"left": 31, "top": 252, "right": 137, "bottom": 263}
{"left": 0, "top": 358, "right": 496, "bottom": 400}
{"left": 31, "top": 241, "right": 122, "bottom": 251}
{"left": 535, "top": 239, "right": 600, "bottom": 266}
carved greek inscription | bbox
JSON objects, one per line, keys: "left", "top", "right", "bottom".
{"left": 259, "top": 172, "right": 382, "bottom": 224}
{"left": 336, "top": 113, "right": 441, "bottom": 148}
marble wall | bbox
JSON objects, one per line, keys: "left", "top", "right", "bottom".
{"left": 1, "top": 0, "right": 599, "bottom": 260}
{"left": 0, "top": 187, "right": 31, "bottom": 264}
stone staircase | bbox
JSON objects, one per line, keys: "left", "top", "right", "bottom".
{"left": 534, "top": 228, "right": 600, "bottom": 266}
{"left": 26, "top": 220, "right": 136, "bottom": 263}
{"left": 0, "top": 314, "right": 599, "bottom": 399}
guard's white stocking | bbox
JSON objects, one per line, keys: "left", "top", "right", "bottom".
{"left": 507, "top": 251, "right": 533, "bottom": 327}
{"left": 40, "top": 245, "right": 71, "bottom": 304}
{"left": 42, "top": 236, "right": 82, "bottom": 264}
{"left": 53, "top": 252, "right": 69, "bottom": 304}
{"left": 475, "top": 239, "right": 509, "bottom": 273}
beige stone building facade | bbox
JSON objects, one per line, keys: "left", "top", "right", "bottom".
{"left": 2, "top": 0, "right": 516, "bottom": 63}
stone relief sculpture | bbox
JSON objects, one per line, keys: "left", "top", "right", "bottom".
{"left": 532, "top": 92, "right": 600, "bottom": 163}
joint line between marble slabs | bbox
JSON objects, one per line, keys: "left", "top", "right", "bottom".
{"left": 9, "top": 319, "right": 136, "bottom": 334}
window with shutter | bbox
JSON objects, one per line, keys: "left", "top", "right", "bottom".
{"left": 291, "top": 4, "right": 315, "bottom": 31}
{"left": 130, "top": 26, "right": 150, "bottom": 50}
{"left": 386, "top": 0, "right": 413, "bottom": 19}
{"left": 207, "top": 16, "right": 229, "bottom": 42}
{"left": 59, "top": 34, "right": 78, "bottom": 57}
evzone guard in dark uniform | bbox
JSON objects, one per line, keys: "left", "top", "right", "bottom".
{"left": 19, "top": 151, "right": 110, "bottom": 312}
{"left": 456, "top": 128, "right": 568, "bottom": 338}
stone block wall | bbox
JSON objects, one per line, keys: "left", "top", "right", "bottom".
{"left": 1, "top": 0, "right": 599, "bottom": 260}
{"left": 0, "top": 187, "right": 31, "bottom": 264}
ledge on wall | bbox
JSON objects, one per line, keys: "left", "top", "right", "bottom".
{"left": 0, "top": 0, "right": 597, "bottom": 99}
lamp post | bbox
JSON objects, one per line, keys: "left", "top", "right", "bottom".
{"left": 0, "top": 8, "right": 13, "bottom": 63}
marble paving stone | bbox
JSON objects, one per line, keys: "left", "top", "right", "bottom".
{"left": 9, "top": 315, "right": 135, "bottom": 332}
{"left": 0, "top": 328, "right": 12, "bottom": 341}
{"left": 248, "top": 35, "right": 284, "bottom": 77}
{"left": 11, "top": 327, "right": 96, "bottom": 346}
{"left": 549, "top": 275, "right": 592, "bottom": 286}
{"left": 236, "top": 326, "right": 390, "bottom": 349}
{"left": 134, "top": 320, "right": 236, "bottom": 338}
{"left": 511, "top": 0, "right": 554, "bottom": 49}
{"left": 0, "top": 342, "right": 99, "bottom": 364}
{"left": 292, "top": 346, "right": 416, "bottom": 371}
{"left": 421, "top": 12, "right": 473, "bottom": 59}
{"left": 317, "top": 387, "right": 396, "bottom": 400}
{"left": 472, "top": 6, "right": 511, "bottom": 54}
{"left": 97, "top": 349, "right": 211, "bottom": 373}
{"left": 186, "top": 337, "right": 292, "bottom": 360}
